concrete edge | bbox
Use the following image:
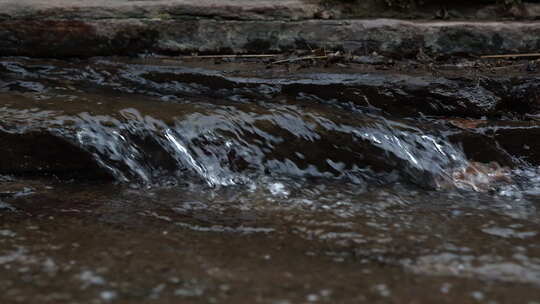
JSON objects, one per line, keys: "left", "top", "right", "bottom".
{"left": 1, "top": 18, "right": 539, "bottom": 58}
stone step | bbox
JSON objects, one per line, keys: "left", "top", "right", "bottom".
{"left": 0, "top": 1, "right": 539, "bottom": 57}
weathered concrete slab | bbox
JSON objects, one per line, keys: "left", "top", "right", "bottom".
{"left": 0, "top": 0, "right": 321, "bottom": 21}
{"left": 1, "top": 0, "right": 539, "bottom": 21}
{"left": 0, "top": 0, "right": 539, "bottom": 58}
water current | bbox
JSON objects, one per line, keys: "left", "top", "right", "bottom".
{"left": 1, "top": 57, "right": 540, "bottom": 303}
{"left": 0, "top": 57, "right": 524, "bottom": 190}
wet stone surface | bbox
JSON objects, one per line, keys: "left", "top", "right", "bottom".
{"left": 1, "top": 56, "right": 540, "bottom": 303}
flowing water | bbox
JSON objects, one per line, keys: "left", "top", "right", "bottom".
{"left": 1, "top": 57, "right": 540, "bottom": 303}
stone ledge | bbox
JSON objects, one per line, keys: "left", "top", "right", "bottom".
{"left": 0, "top": 0, "right": 321, "bottom": 21}
{"left": 0, "top": 0, "right": 539, "bottom": 58}
{"left": 1, "top": 0, "right": 539, "bottom": 21}
{"left": 1, "top": 18, "right": 540, "bottom": 58}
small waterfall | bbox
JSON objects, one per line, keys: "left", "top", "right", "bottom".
{"left": 0, "top": 57, "right": 523, "bottom": 191}
{"left": 59, "top": 105, "right": 472, "bottom": 188}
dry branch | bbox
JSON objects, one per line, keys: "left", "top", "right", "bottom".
{"left": 178, "top": 54, "right": 279, "bottom": 59}
{"left": 271, "top": 55, "right": 334, "bottom": 65}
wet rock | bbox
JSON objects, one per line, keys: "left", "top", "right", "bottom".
{"left": 501, "top": 78, "right": 540, "bottom": 115}
{"left": 0, "top": 130, "right": 112, "bottom": 180}
{"left": 1, "top": 57, "right": 538, "bottom": 120}
{"left": 449, "top": 132, "right": 515, "bottom": 166}
{"left": 282, "top": 75, "right": 503, "bottom": 117}
{"left": 96, "top": 65, "right": 540, "bottom": 119}
{"left": 448, "top": 121, "right": 540, "bottom": 166}
{"left": 492, "top": 126, "right": 540, "bottom": 165}
{"left": 0, "top": 100, "right": 466, "bottom": 188}
{"left": 0, "top": 58, "right": 539, "bottom": 187}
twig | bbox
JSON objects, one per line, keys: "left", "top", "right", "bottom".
{"left": 489, "top": 63, "right": 526, "bottom": 70}
{"left": 481, "top": 53, "right": 540, "bottom": 59}
{"left": 272, "top": 55, "right": 330, "bottom": 65}
{"left": 487, "top": 58, "right": 540, "bottom": 70}
{"left": 437, "top": 63, "right": 476, "bottom": 70}
{"left": 178, "top": 54, "right": 280, "bottom": 59}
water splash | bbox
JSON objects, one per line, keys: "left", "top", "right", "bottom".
{"left": 52, "top": 105, "right": 474, "bottom": 188}
{"left": 0, "top": 96, "right": 523, "bottom": 193}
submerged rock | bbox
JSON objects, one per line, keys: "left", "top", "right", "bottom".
{"left": 0, "top": 101, "right": 466, "bottom": 187}
{"left": 0, "top": 130, "right": 112, "bottom": 180}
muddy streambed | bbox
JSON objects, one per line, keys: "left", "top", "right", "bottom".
{"left": 1, "top": 57, "right": 540, "bottom": 303}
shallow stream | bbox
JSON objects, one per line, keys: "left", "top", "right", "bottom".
{"left": 1, "top": 57, "right": 539, "bottom": 303}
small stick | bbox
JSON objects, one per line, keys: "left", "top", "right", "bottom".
{"left": 488, "top": 58, "right": 540, "bottom": 70}
{"left": 481, "top": 53, "right": 540, "bottom": 59}
{"left": 178, "top": 54, "right": 280, "bottom": 59}
{"left": 271, "top": 55, "right": 330, "bottom": 65}
{"left": 437, "top": 63, "right": 475, "bottom": 70}
{"left": 489, "top": 63, "right": 526, "bottom": 70}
